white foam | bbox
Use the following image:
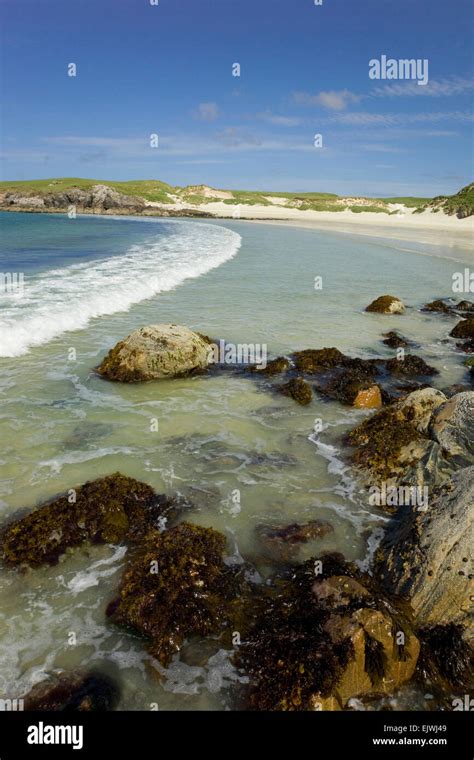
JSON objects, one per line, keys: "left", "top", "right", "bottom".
{"left": 0, "top": 221, "right": 242, "bottom": 357}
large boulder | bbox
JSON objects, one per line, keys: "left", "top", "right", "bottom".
{"left": 365, "top": 295, "right": 405, "bottom": 314}
{"left": 374, "top": 467, "right": 474, "bottom": 639}
{"left": 97, "top": 324, "right": 213, "bottom": 382}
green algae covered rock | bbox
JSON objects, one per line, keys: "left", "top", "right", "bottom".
{"left": 0, "top": 473, "right": 169, "bottom": 567}
{"left": 97, "top": 324, "right": 213, "bottom": 382}
{"left": 106, "top": 522, "right": 239, "bottom": 665}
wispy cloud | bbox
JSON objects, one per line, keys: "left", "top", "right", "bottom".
{"left": 371, "top": 76, "right": 474, "bottom": 98}
{"left": 192, "top": 102, "right": 220, "bottom": 122}
{"left": 327, "top": 110, "right": 474, "bottom": 126}
{"left": 292, "top": 89, "right": 362, "bottom": 111}
{"left": 256, "top": 111, "right": 302, "bottom": 127}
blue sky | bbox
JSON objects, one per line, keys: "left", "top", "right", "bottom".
{"left": 1, "top": 0, "right": 473, "bottom": 196}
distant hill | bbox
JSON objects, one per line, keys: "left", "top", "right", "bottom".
{"left": 420, "top": 183, "right": 474, "bottom": 219}
{"left": 0, "top": 178, "right": 471, "bottom": 218}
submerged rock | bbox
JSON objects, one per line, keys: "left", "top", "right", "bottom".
{"left": 279, "top": 377, "right": 313, "bottom": 405}
{"left": 450, "top": 318, "right": 474, "bottom": 340}
{"left": 97, "top": 324, "right": 213, "bottom": 382}
{"left": 292, "top": 347, "right": 347, "bottom": 373}
{"left": 251, "top": 356, "right": 290, "bottom": 376}
{"left": 0, "top": 473, "right": 172, "bottom": 567}
{"left": 235, "top": 556, "right": 419, "bottom": 710}
{"left": 382, "top": 331, "right": 410, "bottom": 349}
{"left": 385, "top": 355, "right": 438, "bottom": 377}
{"left": 374, "top": 467, "right": 474, "bottom": 636}
{"left": 457, "top": 300, "right": 474, "bottom": 312}
{"left": 421, "top": 299, "right": 454, "bottom": 315}
{"left": 22, "top": 670, "right": 120, "bottom": 711}
{"left": 106, "top": 522, "right": 240, "bottom": 665}
{"left": 255, "top": 520, "right": 333, "bottom": 563}
{"left": 365, "top": 295, "right": 405, "bottom": 314}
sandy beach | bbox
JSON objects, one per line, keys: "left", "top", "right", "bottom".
{"left": 165, "top": 200, "right": 474, "bottom": 248}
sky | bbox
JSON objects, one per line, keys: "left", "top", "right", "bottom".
{"left": 1, "top": 0, "right": 473, "bottom": 197}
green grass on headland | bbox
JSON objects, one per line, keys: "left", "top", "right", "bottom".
{"left": 0, "top": 178, "right": 472, "bottom": 217}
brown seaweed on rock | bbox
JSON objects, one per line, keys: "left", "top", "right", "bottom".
{"left": 279, "top": 376, "right": 313, "bottom": 405}
{"left": 234, "top": 555, "right": 419, "bottom": 710}
{"left": 106, "top": 522, "right": 242, "bottom": 666}
{"left": 0, "top": 473, "right": 176, "bottom": 568}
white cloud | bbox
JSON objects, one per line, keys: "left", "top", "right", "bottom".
{"left": 292, "top": 89, "right": 362, "bottom": 110}
{"left": 192, "top": 102, "right": 220, "bottom": 121}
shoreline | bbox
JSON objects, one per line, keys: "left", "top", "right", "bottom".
{"left": 2, "top": 202, "right": 473, "bottom": 249}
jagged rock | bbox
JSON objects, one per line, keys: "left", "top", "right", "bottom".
{"left": 0, "top": 184, "right": 145, "bottom": 213}
{"left": 22, "top": 671, "right": 119, "bottom": 711}
{"left": 106, "top": 522, "right": 240, "bottom": 665}
{"left": 353, "top": 385, "right": 383, "bottom": 409}
{"left": 97, "top": 324, "right": 213, "bottom": 382}
{"left": 279, "top": 377, "right": 313, "bottom": 405}
{"left": 365, "top": 295, "right": 405, "bottom": 314}
{"left": 0, "top": 474, "right": 173, "bottom": 567}
{"left": 450, "top": 318, "right": 474, "bottom": 339}
{"left": 373, "top": 467, "right": 474, "bottom": 636}
{"left": 255, "top": 520, "right": 333, "bottom": 563}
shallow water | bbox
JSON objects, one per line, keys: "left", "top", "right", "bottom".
{"left": 0, "top": 212, "right": 472, "bottom": 709}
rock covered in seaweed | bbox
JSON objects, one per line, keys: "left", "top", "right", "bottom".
{"left": 279, "top": 377, "right": 313, "bottom": 405}
{"left": 365, "top": 295, "right": 405, "bottom": 314}
{"left": 450, "top": 318, "right": 474, "bottom": 340}
{"left": 346, "top": 388, "right": 447, "bottom": 488}
{"left": 0, "top": 473, "right": 173, "bottom": 567}
{"left": 97, "top": 324, "right": 214, "bottom": 382}
{"left": 22, "top": 670, "right": 120, "bottom": 711}
{"left": 421, "top": 299, "right": 454, "bottom": 315}
{"left": 250, "top": 356, "right": 290, "bottom": 376}
{"left": 235, "top": 555, "right": 419, "bottom": 710}
{"left": 106, "top": 522, "right": 240, "bottom": 665}
{"left": 382, "top": 331, "right": 410, "bottom": 349}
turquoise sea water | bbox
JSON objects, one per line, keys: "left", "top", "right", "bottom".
{"left": 0, "top": 211, "right": 472, "bottom": 709}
